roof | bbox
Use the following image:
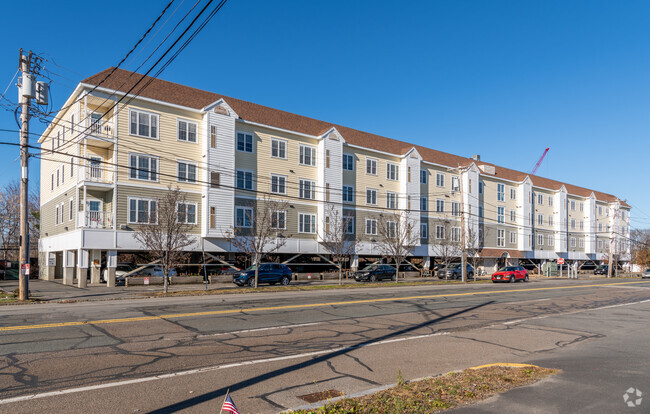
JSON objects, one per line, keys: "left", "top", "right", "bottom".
{"left": 81, "top": 68, "right": 629, "bottom": 207}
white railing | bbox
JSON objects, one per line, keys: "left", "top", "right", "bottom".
{"left": 79, "top": 211, "right": 113, "bottom": 229}
{"left": 81, "top": 162, "right": 114, "bottom": 184}
{"left": 81, "top": 116, "right": 114, "bottom": 139}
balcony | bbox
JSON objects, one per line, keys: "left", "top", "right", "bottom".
{"left": 75, "top": 115, "right": 115, "bottom": 146}
{"left": 79, "top": 162, "right": 114, "bottom": 186}
{"left": 79, "top": 211, "right": 113, "bottom": 229}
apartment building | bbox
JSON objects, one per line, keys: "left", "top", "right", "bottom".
{"left": 38, "top": 68, "right": 631, "bottom": 285}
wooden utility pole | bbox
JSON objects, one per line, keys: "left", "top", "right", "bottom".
{"left": 458, "top": 166, "right": 467, "bottom": 283}
{"left": 19, "top": 49, "right": 32, "bottom": 300}
{"left": 607, "top": 200, "right": 620, "bottom": 279}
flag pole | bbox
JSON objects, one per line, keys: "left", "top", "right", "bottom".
{"left": 219, "top": 388, "right": 229, "bottom": 414}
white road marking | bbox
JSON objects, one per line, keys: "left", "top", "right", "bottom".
{"left": 196, "top": 322, "right": 324, "bottom": 338}
{"left": 0, "top": 332, "right": 448, "bottom": 405}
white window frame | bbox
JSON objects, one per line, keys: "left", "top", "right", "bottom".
{"left": 271, "top": 138, "right": 287, "bottom": 159}
{"left": 436, "top": 199, "right": 444, "bottom": 213}
{"left": 342, "top": 185, "right": 354, "bottom": 203}
{"left": 365, "top": 218, "right": 378, "bottom": 235}
{"left": 420, "top": 169, "right": 427, "bottom": 184}
{"left": 510, "top": 187, "right": 516, "bottom": 200}
{"left": 344, "top": 215, "right": 355, "bottom": 234}
{"left": 236, "top": 169, "right": 254, "bottom": 190}
{"left": 510, "top": 210, "right": 516, "bottom": 222}
{"left": 497, "top": 228, "right": 505, "bottom": 247}
{"left": 386, "top": 191, "right": 397, "bottom": 209}
{"left": 177, "top": 161, "right": 197, "bottom": 183}
{"left": 548, "top": 236, "right": 554, "bottom": 246}
{"left": 497, "top": 183, "right": 505, "bottom": 202}
{"left": 420, "top": 196, "right": 428, "bottom": 212}
{"left": 129, "top": 108, "right": 159, "bottom": 139}
{"left": 299, "top": 144, "right": 317, "bottom": 166}
{"left": 497, "top": 207, "right": 504, "bottom": 223}
{"left": 451, "top": 201, "right": 460, "bottom": 217}
{"left": 436, "top": 225, "right": 445, "bottom": 240}
{"left": 509, "top": 231, "right": 516, "bottom": 244}
{"left": 548, "top": 215, "right": 553, "bottom": 226}
{"left": 451, "top": 176, "right": 460, "bottom": 192}
{"left": 420, "top": 223, "right": 428, "bottom": 239}
{"left": 579, "top": 238, "right": 585, "bottom": 248}
{"left": 299, "top": 213, "right": 316, "bottom": 233}
{"left": 537, "top": 193, "right": 543, "bottom": 205}
{"left": 436, "top": 172, "right": 445, "bottom": 187}
{"left": 177, "top": 201, "right": 198, "bottom": 224}
{"left": 299, "top": 179, "right": 316, "bottom": 200}
{"left": 538, "top": 214, "right": 543, "bottom": 225}
{"left": 55, "top": 205, "right": 59, "bottom": 225}
{"left": 270, "top": 174, "right": 287, "bottom": 195}
{"left": 271, "top": 210, "right": 287, "bottom": 230}
{"left": 129, "top": 153, "right": 159, "bottom": 182}
{"left": 366, "top": 188, "right": 378, "bottom": 205}
{"left": 452, "top": 227, "right": 461, "bottom": 243}
{"left": 235, "top": 206, "right": 253, "bottom": 228}
{"left": 177, "top": 119, "right": 198, "bottom": 143}
{"left": 128, "top": 197, "right": 157, "bottom": 224}
{"left": 570, "top": 237, "right": 576, "bottom": 248}
{"left": 366, "top": 158, "right": 377, "bottom": 175}
{"left": 69, "top": 198, "right": 74, "bottom": 221}
{"left": 342, "top": 153, "right": 354, "bottom": 171}
{"left": 386, "top": 162, "right": 399, "bottom": 181}
{"left": 236, "top": 132, "right": 254, "bottom": 153}
{"left": 548, "top": 196, "right": 553, "bottom": 206}
{"left": 537, "top": 234, "right": 544, "bottom": 246}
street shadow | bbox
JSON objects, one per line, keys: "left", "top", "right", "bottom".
{"left": 148, "top": 300, "right": 494, "bottom": 413}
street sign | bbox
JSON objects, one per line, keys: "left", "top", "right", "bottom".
{"left": 21, "top": 263, "right": 30, "bottom": 275}
{"left": 557, "top": 258, "right": 565, "bottom": 265}
{"left": 48, "top": 257, "right": 55, "bottom": 266}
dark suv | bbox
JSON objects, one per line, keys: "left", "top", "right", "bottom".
{"left": 594, "top": 265, "right": 615, "bottom": 276}
{"left": 232, "top": 263, "right": 292, "bottom": 287}
{"left": 353, "top": 264, "right": 396, "bottom": 282}
{"left": 437, "top": 263, "right": 474, "bottom": 280}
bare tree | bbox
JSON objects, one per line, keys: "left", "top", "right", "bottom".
{"left": 227, "top": 195, "right": 289, "bottom": 288}
{"left": 320, "top": 205, "right": 359, "bottom": 285}
{"left": 376, "top": 210, "right": 419, "bottom": 280}
{"left": 631, "top": 229, "right": 650, "bottom": 268}
{"left": 432, "top": 221, "right": 461, "bottom": 280}
{"left": 0, "top": 181, "right": 39, "bottom": 262}
{"left": 465, "top": 225, "right": 483, "bottom": 275}
{"left": 133, "top": 186, "right": 195, "bottom": 293}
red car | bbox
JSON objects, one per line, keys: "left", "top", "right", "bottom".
{"left": 492, "top": 266, "right": 529, "bottom": 283}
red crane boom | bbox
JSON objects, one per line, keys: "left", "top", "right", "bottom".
{"left": 531, "top": 147, "right": 550, "bottom": 175}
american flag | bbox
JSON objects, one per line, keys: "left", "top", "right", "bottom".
{"left": 221, "top": 393, "right": 240, "bottom": 414}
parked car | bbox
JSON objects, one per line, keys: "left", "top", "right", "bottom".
{"left": 353, "top": 264, "right": 396, "bottom": 282}
{"left": 101, "top": 263, "right": 136, "bottom": 282}
{"left": 594, "top": 265, "right": 615, "bottom": 276}
{"left": 491, "top": 266, "right": 529, "bottom": 283}
{"left": 142, "top": 266, "right": 178, "bottom": 277}
{"left": 437, "top": 263, "right": 474, "bottom": 280}
{"left": 642, "top": 269, "right": 650, "bottom": 279}
{"left": 232, "top": 263, "right": 292, "bottom": 287}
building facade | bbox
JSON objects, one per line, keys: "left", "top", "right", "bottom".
{"left": 38, "top": 68, "right": 632, "bottom": 285}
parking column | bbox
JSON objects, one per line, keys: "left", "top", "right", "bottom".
{"left": 77, "top": 249, "right": 89, "bottom": 288}
{"left": 106, "top": 250, "right": 117, "bottom": 287}
{"left": 351, "top": 255, "right": 359, "bottom": 272}
{"left": 63, "top": 250, "right": 75, "bottom": 285}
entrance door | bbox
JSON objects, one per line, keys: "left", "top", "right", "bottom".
{"left": 88, "top": 201, "right": 102, "bottom": 228}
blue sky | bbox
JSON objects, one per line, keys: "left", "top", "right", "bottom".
{"left": 1, "top": 0, "right": 649, "bottom": 228}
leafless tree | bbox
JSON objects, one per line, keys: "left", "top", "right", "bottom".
{"left": 320, "top": 205, "right": 359, "bottom": 285}
{"left": 0, "top": 181, "right": 39, "bottom": 262}
{"left": 376, "top": 210, "right": 419, "bottom": 280}
{"left": 133, "top": 186, "right": 195, "bottom": 293}
{"left": 227, "top": 195, "right": 289, "bottom": 288}
{"left": 631, "top": 229, "right": 650, "bottom": 268}
{"left": 432, "top": 221, "right": 461, "bottom": 279}
{"left": 465, "top": 225, "right": 483, "bottom": 274}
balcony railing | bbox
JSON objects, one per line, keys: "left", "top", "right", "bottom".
{"left": 79, "top": 211, "right": 113, "bottom": 229}
{"left": 74, "top": 116, "right": 114, "bottom": 139}
{"left": 79, "top": 162, "right": 114, "bottom": 184}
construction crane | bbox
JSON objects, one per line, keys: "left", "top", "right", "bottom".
{"left": 530, "top": 147, "right": 550, "bottom": 175}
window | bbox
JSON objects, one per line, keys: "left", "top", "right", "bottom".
{"left": 420, "top": 169, "right": 427, "bottom": 184}
{"left": 408, "top": 167, "right": 411, "bottom": 182}
{"left": 271, "top": 210, "right": 286, "bottom": 229}
{"left": 436, "top": 172, "right": 445, "bottom": 187}
{"left": 538, "top": 234, "right": 544, "bottom": 246}
{"left": 510, "top": 210, "right": 516, "bottom": 222}
{"left": 479, "top": 181, "right": 484, "bottom": 194}
{"left": 235, "top": 132, "right": 254, "bottom": 153}
{"left": 177, "top": 162, "right": 197, "bottom": 183}
{"left": 386, "top": 163, "right": 399, "bottom": 180}
{"left": 342, "top": 185, "right": 354, "bottom": 203}
{"left": 548, "top": 215, "right": 553, "bottom": 226}
{"left": 271, "top": 174, "right": 287, "bottom": 194}
{"left": 210, "top": 207, "right": 216, "bottom": 229}
{"left": 326, "top": 150, "right": 330, "bottom": 168}
{"left": 129, "top": 109, "right": 158, "bottom": 139}
{"left": 210, "top": 172, "right": 220, "bottom": 188}
{"left": 60, "top": 203, "right": 64, "bottom": 224}
{"left": 344, "top": 215, "right": 355, "bottom": 234}
{"left": 299, "top": 213, "right": 316, "bottom": 233}
{"left": 570, "top": 200, "right": 576, "bottom": 211}
{"left": 510, "top": 187, "right": 516, "bottom": 200}
{"left": 451, "top": 201, "right": 460, "bottom": 217}
{"left": 497, "top": 229, "right": 505, "bottom": 247}
{"left": 210, "top": 125, "right": 217, "bottom": 148}
{"left": 570, "top": 219, "right": 576, "bottom": 230}
{"left": 69, "top": 199, "right": 74, "bottom": 221}
{"left": 451, "top": 176, "right": 460, "bottom": 191}
{"left": 70, "top": 157, "right": 74, "bottom": 177}
{"left": 548, "top": 236, "right": 554, "bottom": 246}
{"left": 497, "top": 183, "right": 505, "bottom": 201}
{"left": 299, "top": 179, "right": 315, "bottom": 199}
{"left": 366, "top": 158, "right": 377, "bottom": 175}
{"left": 420, "top": 196, "right": 428, "bottom": 212}
{"left": 386, "top": 192, "right": 397, "bottom": 209}
{"left": 366, "top": 188, "right": 377, "bottom": 205}
{"left": 598, "top": 240, "right": 603, "bottom": 249}
{"left": 452, "top": 227, "right": 461, "bottom": 242}
{"left": 436, "top": 199, "right": 444, "bottom": 213}
{"left": 598, "top": 206, "right": 603, "bottom": 216}
{"left": 299, "top": 144, "right": 316, "bottom": 166}
{"left": 498, "top": 207, "right": 504, "bottom": 223}
{"left": 479, "top": 206, "right": 484, "bottom": 218}
{"left": 579, "top": 202, "right": 584, "bottom": 212}
{"left": 538, "top": 194, "right": 543, "bottom": 205}
{"left": 235, "top": 207, "right": 253, "bottom": 228}
{"left": 570, "top": 237, "right": 576, "bottom": 248}
{"left": 177, "top": 202, "right": 197, "bottom": 224}
{"left": 436, "top": 225, "right": 445, "bottom": 239}
{"left": 343, "top": 153, "right": 354, "bottom": 171}
{"left": 177, "top": 119, "right": 197, "bottom": 142}
{"left": 271, "top": 138, "right": 286, "bottom": 159}
{"left": 420, "top": 223, "right": 428, "bottom": 239}
{"left": 128, "top": 198, "right": 157, "bottom": 224}
{"left": 71, "top": 114, "right": 74, "bottom": 133}
{"left": 55, "top": 205, "right": 59, "bottom": 225}
{"left": 366, "top": 218, "right": 377, "bottom": 235}
{"left": 384, "top": 221, "right": 397, "bottom": 238}
{"left": 538, "top": 214, "right": 543, "bottom": 225}
{"left": 51, "top": 173, "right": 54, "bottom": 191}
{"left": 579, "top": 238, "right": 585, "bottom": 248}
{"left": 510, "top": 231, "right": 516, "bottom": 244}
{"left": 579, "top": 220, "right": 584, "bottom": 230}
{"left": 129, "top": 154, "right": 158, "bottom": 181}
{"left": 326, "top": 183, "right": 331, "bottom": 201}
{"left": 236, "top": 170, "right": 254, "bottom": 190}
{"left": 598, "top": 223, "right": 603, "bottom": 232}
{"left": 547, "top": 196, "right": 553, "bottom": 206}
{"left": 61, "top": 165, "right": 65, "bottom": 184}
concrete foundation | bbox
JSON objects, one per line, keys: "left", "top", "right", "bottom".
{"left": 63, "top": 267, "right": 74, "bottom": 285}
{"left": 106, "top": 267, "right": 116, "bottom": 288}
{"left": 77, "top": 267, "right": 87, "bottom": 288}
{"left": 42, "top": 265, "right": 56, "bottom": 281}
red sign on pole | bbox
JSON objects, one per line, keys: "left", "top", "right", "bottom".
{"left": 21, "top": 263, "right": 30, "bottom": 275}
{"left": 557, "top": 258, "right": 565, "bottom": 265}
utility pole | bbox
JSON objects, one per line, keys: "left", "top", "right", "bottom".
{"left": 458, "top": 166, "right": 467, "bottom": 283}
{"left": 607, "top": 200, "right": 620, "bottom": 279}
{"left": 18, "top": 49, "right": 32, "bottom": 301}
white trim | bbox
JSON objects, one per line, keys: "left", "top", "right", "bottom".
{"left": 235, "top": 131, "right": 254, "bottom": 153}
{"left": 270, "top": 137, "right": 288, "bottom": 159}
{"left": 270, "top": 210, "right": 287, "bottom": 230}
{"left": 128, "top": 153, "right": 159, "bottom": 183}
{"left": 127, "top": 197, "right": 157, "bottom": 225}
{"left": 365, "top": 157, "right": 378, "bottom": 176}
{"left": 235, "top": 206, "right": 253, "bottom": 228}
{"left": 176, "top": 201, "right": 198, "bottom": 225}
{"left": 176, "top": 160, "right": 198, "bottom": 183}
{"left": 365, "top": 187, "right": 378, "bottom": 206}
{"left": 270, "top": 173, "right": 288, "bottom": 195}
{"left": 128, "top": 108, "right": 160, "bottom": 140}
{"left": 298, "top": 212, "right": 317, "bottom": 234}
{"left": 365, "top": 218, "right": 378, "bottom": 235}
{"left": 298, "top": 143, "right": 317, "bottom": 167}
{"left": 177, "top": 118, "right": 199, "bottom": 144}
{"left": 235, "top": 169, "right": 255, "bottom": 190}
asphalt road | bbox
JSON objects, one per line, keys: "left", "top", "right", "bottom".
{"left": 1, "top": 278, "right": 649, "bottom": 413}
